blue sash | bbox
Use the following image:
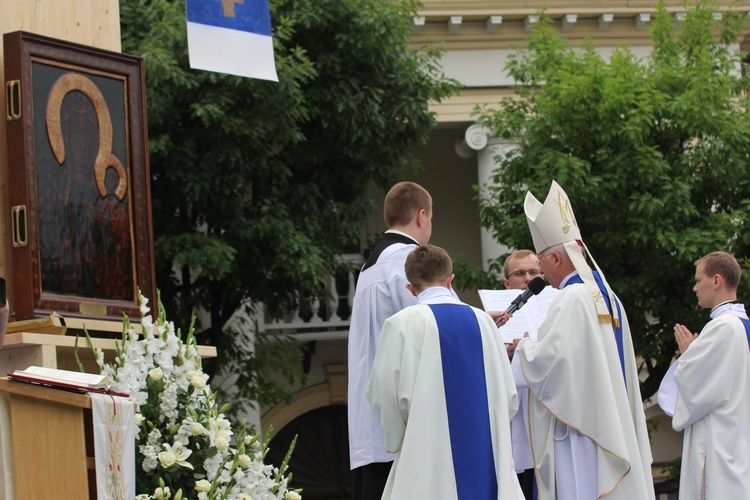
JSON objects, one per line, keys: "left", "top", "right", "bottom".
{"left": 739, "top": 317, "right": 750, "bottom": 350}
{"left": 564, "top": 272, "right": 626, "bottom": 384}
{"left": 429, "top": 304, "right": 498, "bottom": 499}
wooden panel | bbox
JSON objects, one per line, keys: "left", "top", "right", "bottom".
{"left": 0, "top": 0, "right": 121, "bottom": 322}
{"left": 4, "top": 31, "right": 156, "bottom": 321}
{"left": 9, "top": 391, "right": 89, "bottom": 499}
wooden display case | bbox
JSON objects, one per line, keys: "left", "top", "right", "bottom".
{"left": 3, "top": 31, "right": 156, "bottom": 322}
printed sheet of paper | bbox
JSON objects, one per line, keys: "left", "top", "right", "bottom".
{"left": 477, "top": 286, "right": 559, "bottom": 343}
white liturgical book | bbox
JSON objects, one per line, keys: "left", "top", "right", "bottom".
{"left": 7, "top": 366, "right": 128, "bottom": 396}
{"left": 478, "top": 286, "right": 559, "bottom": 343}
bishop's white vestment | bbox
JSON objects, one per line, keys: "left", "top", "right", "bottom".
{"left": 366, "top": 287, "right": 524, "bottom": 500}
{"left": 517, "top": 278, "right": 655, "bottom": 500}
{"left": 665, "top": 305, "right": 750, "bottom": 500}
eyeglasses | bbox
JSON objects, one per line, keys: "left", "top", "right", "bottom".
{"left": 508, "top": 269, "right": 542, "bottom": 279}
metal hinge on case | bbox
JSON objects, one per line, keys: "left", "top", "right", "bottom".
{"left": 11, "top": 205, "right": 27, "bottom": 247}
{"left": 6, "top": 80, "right": 21, "bottom": 121}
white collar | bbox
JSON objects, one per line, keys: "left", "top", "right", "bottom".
{"left": 417, "top": 286, "right": 462, "bottom": 305}
{"left": 710, "top": 301, "right": 748, "bottom": 320}
{"left": 559, "top": 270, "right": 578, "bottom": 289}
{"left": 384, "top": 229, "right": 419, "bottom": 245}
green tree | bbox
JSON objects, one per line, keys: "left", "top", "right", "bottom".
{"left": 119, "top": 0, "right": 455, "bottom": 411}
{"left": 472, "top": 1, "right": 750, "bottom": 399}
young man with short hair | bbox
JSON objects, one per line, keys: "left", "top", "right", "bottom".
{"left": 366, "top": 245, "right": 524, "bottom": 500}
{"left": 347, "top": 181, "right": 433, "bottom": 500}
{"left": 502, "top": 250, "right": 542, "bottom": 500}
{"left": 659, "top": 251, "right": 750, "bottom": 500}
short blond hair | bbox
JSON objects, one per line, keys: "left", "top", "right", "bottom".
{"left": 503, "top": 249, "right": 539, "bottom": 278}
{"left": 384, "top": 182, "right": 432, "bottom": 228}
{"left": 695, "top": 251, "right": 742, "bottom": 289}
{"left": 405, "top": 245, "right": 452, "bottom": 293}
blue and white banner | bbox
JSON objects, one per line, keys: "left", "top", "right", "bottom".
{"left": 186, "top": 0, "right": 278, "bottom": 81}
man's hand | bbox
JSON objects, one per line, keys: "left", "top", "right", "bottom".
{"left": 674, "top": 323, "right": 698, "bottom": 354}
{"left": 506, "top": 332, "right": 529, "bottom": 361}
{"left": 489, "top": 311, "right": 512, "bottom": 327}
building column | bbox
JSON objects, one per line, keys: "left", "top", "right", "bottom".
{"left": 455, "top": 124, "right": 517, "bottom": 271}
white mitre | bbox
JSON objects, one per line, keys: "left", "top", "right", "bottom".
{"left": 525, "top": 180, "right": 619, "bottom": 325}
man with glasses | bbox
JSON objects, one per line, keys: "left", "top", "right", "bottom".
{"left": 502, "top": 250, "right": 543, "bottom": 499}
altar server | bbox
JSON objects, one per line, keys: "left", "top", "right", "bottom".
{"left": 348, "top": 181, "right": 433, "bottom": 500}
{"left": 515, "top": 181, "right": 655, "bottom": 500}
{"left": 366, "top": 245, "right": 524, "bottom": 500}
{"left": 658, "top": 251, "right": 750, "bottom": 500}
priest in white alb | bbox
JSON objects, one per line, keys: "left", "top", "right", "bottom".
{"left": 366, "top": 245, "right": 524, "bottom": 500}
{"left": 513, "top": 181, "right": 655, "bottom": 500}
{"left": 658, "top": 251, "right": 750, "bottom": 500}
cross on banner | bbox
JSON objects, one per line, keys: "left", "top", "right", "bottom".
{"left": 222, "top": 0, "right": 244, "bottom": 17}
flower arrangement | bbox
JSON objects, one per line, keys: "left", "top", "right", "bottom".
{"left": 83, "top": 291, "right": 301, "bottom": 500}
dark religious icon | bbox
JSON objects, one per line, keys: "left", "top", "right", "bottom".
{"left": 39, "top": 70, "right": 133, "bottom": 303}
{"left": 46, "top": 73, "right": 129, "bottom": 201}
{"left": 4, "top": 31, "right": 156, "bottom": 321}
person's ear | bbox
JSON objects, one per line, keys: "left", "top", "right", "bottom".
{"left": 416, "top": 209, "right": 426, "bottom": 227}
{"left": 406, "top": 283, "right": 418, "bottom": 297}
{"left": 446, "top": 274, "right": 455, "bottom": 289}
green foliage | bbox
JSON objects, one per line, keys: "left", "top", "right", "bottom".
{"left": 119, "top": 0, "right": 456, "bottom": 413}
{"left": 476, "top": 1, "right": 750, "bottom": 399}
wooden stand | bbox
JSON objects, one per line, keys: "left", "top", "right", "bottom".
{"left": 0, "top": 379, "right": 94, "bottom": 498}
{"left": 0, "top": 323, "right": 216, "bottom": 499}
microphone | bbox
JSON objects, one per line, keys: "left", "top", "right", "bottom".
{"left": 505, "top": 277, "right": 546, "bottom": 315}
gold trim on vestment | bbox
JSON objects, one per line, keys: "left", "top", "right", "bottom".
{"left": 521, "top": 357, "right": 634, "bottom": 499}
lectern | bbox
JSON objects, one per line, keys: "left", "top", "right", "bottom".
{"left": 0, "top": 378, "right": 95, "bottom": 498}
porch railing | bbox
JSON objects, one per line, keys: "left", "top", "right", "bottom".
{"left": 259, "top": 253, "right": 364, "bottom": 341}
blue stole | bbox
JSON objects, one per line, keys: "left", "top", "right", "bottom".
{"left": 564, "top": 272, "right": 627, "bottom": 384}
{"left": 739, "top": 317, "right": 750, "bottom": 350}
{"left": 429, "top": 304, "right": 498, "bottom": 499}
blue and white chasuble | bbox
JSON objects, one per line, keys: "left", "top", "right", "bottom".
{"left": 367, "top": 287, "right": 524, "bottom": 500}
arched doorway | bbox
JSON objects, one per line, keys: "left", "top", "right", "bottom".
{"left": 265, "top": 405, "right": 352, "bottom": 500}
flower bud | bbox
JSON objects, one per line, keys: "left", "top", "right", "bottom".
{"left": 158, "top": 449, "right": 176, "bottom": 468}
{"left": 149, "top": 367, "right": 164, "bottom": 381}
{"left": 237, "top": 454, "right": 251, "bottom": 468}
{"left": 215, "top": 437, "right": 229, "bottom": 451}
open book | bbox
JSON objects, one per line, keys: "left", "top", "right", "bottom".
{"left": 478, "top": 286, "right": 559, "bottom": 344}
{"left": 7, "top": 366, "right": 128, "bottom": 397}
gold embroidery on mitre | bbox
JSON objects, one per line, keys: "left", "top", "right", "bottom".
{"left": 553, "top": 189, "right": 576, "bottom": 234}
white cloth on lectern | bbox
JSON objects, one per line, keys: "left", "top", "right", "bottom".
{"left": 91, "top": 393, "right": 136, "bottom": 500}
